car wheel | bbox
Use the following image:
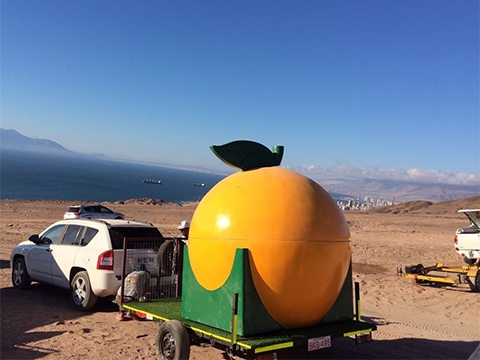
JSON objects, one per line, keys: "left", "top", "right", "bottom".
{"left": 12, "top": 257, "right": 31, "bottom": 289}
{"left": 156, "top": 320, "right": 190, "bottom": 360}
{"left": 115, "top": 216, "right": 123, "bottom": 219}
{"left": 70, "top": 271, "right": 97, "bottom": 310}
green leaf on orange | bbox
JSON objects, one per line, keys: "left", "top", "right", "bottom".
{"left": 210, "top": 140, "right": 284, "bottom": 171}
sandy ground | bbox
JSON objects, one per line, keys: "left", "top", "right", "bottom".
{"left": 1, "top": 199, "right": 479, "bottom": 360}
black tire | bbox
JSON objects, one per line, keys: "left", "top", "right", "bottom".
{"left": 70, "top": 271, "right": 97, "bottom": 310}
{"left": 463, "top": 257, "right": 476, "bottom": 266}
{"left": 468, "top": 270, "right": 480, "bottom": 292}
{"left": 12, "top": 257, "right": 31, "bottom": 289}
{"left": 156, "top": 320, "right": 190, "bottom": 360}
{"left": 158, "top": 240, "right": 175, "bottom": 275}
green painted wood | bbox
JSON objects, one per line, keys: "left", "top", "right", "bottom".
{"left": 181, "top": 247, "right": 283, "bottom": 336}
{"left": 320, "top": 261, "right": 354, "bottom": 323}
{"left": 241, "top": 249, "right": 285, "bottom": 335}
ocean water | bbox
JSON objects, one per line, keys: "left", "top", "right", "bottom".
{"left": 0, "top": 149, "right": 226, "bottom": 203}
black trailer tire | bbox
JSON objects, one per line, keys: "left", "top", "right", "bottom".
{"left": 158, "top": 240, "right": 175, "bottom": 274}
{"left": 12, "top": 257, "right": 31, "bottom": 289}
{"left": 70, "top": 271, "right": 97, "bottom": 311}
{"left": 156, "top": 320, "right": 190, "bottom": 360}
{"left": 468, "top": 270, "right": 480, "bottom": 292}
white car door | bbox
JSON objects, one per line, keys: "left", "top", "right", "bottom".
{"left": 28, "top": 224, "right": 66, "bottom": 284}
{"left": 51, "top": 224, "right": 84, "bottom": 288}
{"left": 28, "top": 243, "right": 53, "bottom": 284}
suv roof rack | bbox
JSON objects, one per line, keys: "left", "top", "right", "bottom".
{"left": 63, "top": 218, "right": 154, "bottom": 227}
{"left": 62, "top": 218, "right": 109, "bottom": 224}
{"left": 87, "top": 219, "right": 110, "bottom": 225}
{"left": 127, "top": 219, "right": 155, "bottom": 227}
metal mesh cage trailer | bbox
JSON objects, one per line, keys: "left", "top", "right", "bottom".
{"left": 120, "top": 237, "right": 185, "bottom": 303}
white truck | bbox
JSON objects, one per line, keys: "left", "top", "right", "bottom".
{"left": 454, "top": 209, "right": 480, "bottom": 265}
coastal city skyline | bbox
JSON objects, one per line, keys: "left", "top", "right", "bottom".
{"left": 2, "top": 1, "right": 479, "bottom": 189}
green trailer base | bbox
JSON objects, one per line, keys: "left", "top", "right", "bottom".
{"left": 124, "top": 298, "right": 376, "bottom": 358}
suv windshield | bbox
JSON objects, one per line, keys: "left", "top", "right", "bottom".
{"left": 109, "top": 227, "right": 163, "bottom": 249}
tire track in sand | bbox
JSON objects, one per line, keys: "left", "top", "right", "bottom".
{"left": 362, "top": 304, "right": 477, "bottom": 341}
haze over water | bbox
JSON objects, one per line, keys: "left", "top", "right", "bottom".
{"left": 1, "top": 149, "right": 226, "bottom": 204}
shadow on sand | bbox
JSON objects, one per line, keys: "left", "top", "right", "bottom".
{"left": 0, "top": 281, "right": 117, "bottom": 359}
{"left": 276, "top": 337, "right": 479, "bottom": 360}
{"left": 1, "top": 280, "right": 478, "bottom": 360}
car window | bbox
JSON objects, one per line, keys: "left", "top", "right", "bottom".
{"left": 82, "top": 227, "right": 99, "bottom": 246}
{"left": 67, "top": 207, "right": 80, "bottom": 212}
{"left": 84, "top": 206, "right": 94, "bottom": 212}
{"left": 40, "top": 225, "right": 65, "bottom": 245}
{"left": 99, "top": 206, "right": 113, "bottom": 214}
{"left": 62, "top": 225, "right": 84, "bottom": 245}
{"left": 108, "top": 227, "right": 163, "bottom": 249}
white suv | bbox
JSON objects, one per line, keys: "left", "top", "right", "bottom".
{"left": 63, "top": 204, "right": 125, "bottom": 220}
{"left": 10, "top": 219, "right": 163, "bottom": 310}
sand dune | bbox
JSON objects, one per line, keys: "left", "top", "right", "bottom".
{"left": 373, "top": 195, "right": 479, "bottom": 214}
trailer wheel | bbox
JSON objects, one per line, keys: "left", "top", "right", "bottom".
{"left": 468, "top": 270, "right": 480, "bottom": 292}
{"left": 156, "top": 320, "right": 190, "bottom": 360}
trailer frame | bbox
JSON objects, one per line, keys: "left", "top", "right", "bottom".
{"left": 398, "top": 262, "right": 480, "bottom": 292}
{"left": 124, "top": 282, "right": 376, "bottom": 360}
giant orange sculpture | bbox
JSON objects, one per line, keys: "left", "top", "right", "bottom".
{"left": 186, "top": 141, "right": 351, "bottom": 330}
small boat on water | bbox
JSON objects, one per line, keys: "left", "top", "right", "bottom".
{"left": 193, "top": 183, "right": 205, "bottom": 187}
{"left": 143, "top": 179, "right": 162, "bottom": 185}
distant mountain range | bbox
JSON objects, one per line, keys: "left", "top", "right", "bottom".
{"left": 317, "top": 178, "right": 479, "bottom": 203}
{"left": 0, "top": 128, "right": 73, "bottom": 154}
{"left": 0, "top": 128, "right": 108, "bottom": 158}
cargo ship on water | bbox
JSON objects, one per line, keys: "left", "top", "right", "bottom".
{"left": 142, "top": 179, "right": 162, "bottom": 185}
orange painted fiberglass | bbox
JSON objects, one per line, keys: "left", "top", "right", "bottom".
{"left": 189, "top": 154, "right": 351, "bottom": 329}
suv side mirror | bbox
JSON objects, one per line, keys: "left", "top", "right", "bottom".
{"left": 29, "top": 235, "right": 39, "bottom": 244}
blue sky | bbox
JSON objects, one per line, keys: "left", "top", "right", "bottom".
{"left": 2, "top": 1, "right": 479, "bottom": 185}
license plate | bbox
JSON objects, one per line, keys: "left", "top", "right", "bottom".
{"left": 308, "top": 336, "right": 331, "bottom": 351}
